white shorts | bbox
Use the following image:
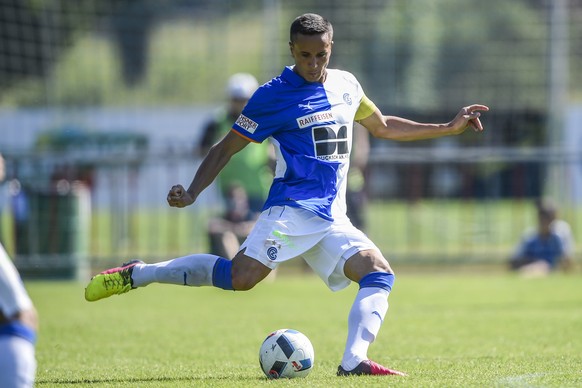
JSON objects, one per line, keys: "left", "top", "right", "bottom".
{"left": 239, "top": 206, "right": 380, "bottom": 291}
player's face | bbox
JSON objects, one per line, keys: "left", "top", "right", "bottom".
{"left": 289, "top": 33, "right": 333, "bottom": 83}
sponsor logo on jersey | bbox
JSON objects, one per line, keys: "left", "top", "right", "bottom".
{"left": 312, "top": 124, "right": 349, "bottom": 161}
{"left": 296, "top": 110, "right": 334, "bottom": 129}
{"left": 235, "top": 114, "right": 259, "bottom": 133}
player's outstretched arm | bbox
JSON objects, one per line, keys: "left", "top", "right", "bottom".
{"left": 167, "top": 130, "right": 250, "bottom": 208}
{"left": 359, "top": 104, "right": 489, "bottom": 141}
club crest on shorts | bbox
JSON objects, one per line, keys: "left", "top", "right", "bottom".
{"left": 267, "top": 246, "right": 278, "bottom": 260}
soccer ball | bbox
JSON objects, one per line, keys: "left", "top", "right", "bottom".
{"left": 259, "top": 329, "right": 315, "bottom": 379}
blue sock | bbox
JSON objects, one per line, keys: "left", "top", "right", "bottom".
{"left": 212, "top": 257, "right": 234, "bottom": 290}
{"left": 358, "top": 271, "right": 395, "bottom": 292}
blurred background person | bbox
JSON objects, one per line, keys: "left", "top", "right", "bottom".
{"left": 509, "top": 198, "right": 575, "bottom": 276}
{"left": 207, "top": 182, "right": 257, "bottom": 259}
{"left": 197, "top": 73, "right": 274, "bottom": 272}
{"left": 198, "top": 73, "right": 273, "bottom": 213}
{"left": 0, "top": 152, "right": 38, "bottom": 388}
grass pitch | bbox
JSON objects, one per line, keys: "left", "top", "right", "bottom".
{"left": 29, "top": 270, "right": 582, "bottom": 387}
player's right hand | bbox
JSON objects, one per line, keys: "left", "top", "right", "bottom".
{"left": 167, "top": 184, "right": 195, "bottom": 208}
{"left": 449, "top": 104, "right": 489, "bottom": 134}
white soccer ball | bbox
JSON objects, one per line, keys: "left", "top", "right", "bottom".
{"left": 259, "top": 328, "right": 315, "bottom": 379}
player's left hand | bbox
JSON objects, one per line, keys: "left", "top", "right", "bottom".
{"left": 450, "top": 104, "right": 490, "bottom": 133}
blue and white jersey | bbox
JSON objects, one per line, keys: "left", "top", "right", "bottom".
{"left": 232, "top": 66, "right": 369, "bottom": 221}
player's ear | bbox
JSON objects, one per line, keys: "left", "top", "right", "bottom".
{"left": 288, "top": 41, "right": 294, "bottom": 55}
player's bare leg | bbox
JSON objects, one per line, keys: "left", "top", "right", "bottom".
{"left": 230, "top": 252, "right": 272, "bottom": 290}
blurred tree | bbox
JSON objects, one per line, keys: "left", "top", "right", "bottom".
{"left": 364, "top": 0, "right": 548, "bottom": 111}
{"left": 110, "top": 1, "right": 155, "bottom": 86}
{"left": 1, "top": 0, "right": 581, "bottom": 108}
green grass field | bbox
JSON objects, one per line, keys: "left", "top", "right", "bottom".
{"left": 29, "top": 270, "right": 582, "bottom": 387}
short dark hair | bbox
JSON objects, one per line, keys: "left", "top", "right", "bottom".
{"left": 289, "top": 13, "right": 333, "bottom": 43}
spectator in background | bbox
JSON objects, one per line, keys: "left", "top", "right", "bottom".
{"left": 509, "top": 198, "right": 575, "bottom": 276}
{"left": 0, "top": 153, "right": 38, "bottom": 388}
{"left": 198, "top": 73, "right": 273, "bottom": 258}
{"left": 207, "top": 182, "right": 257, "bottom": 259}
{"left": 198, "top": 73, "right": 273, "bottom": 213}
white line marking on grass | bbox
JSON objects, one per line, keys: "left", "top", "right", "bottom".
{"left": 497, "top": 373, "right": 548, "bottom": 386}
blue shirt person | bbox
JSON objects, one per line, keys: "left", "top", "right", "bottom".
{"left": 510, "top": 198, "right": 575, "bottom": 275}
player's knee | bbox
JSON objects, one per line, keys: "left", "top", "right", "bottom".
{"left": 344, "top": 249, "right": 393, "bottom": 282}
{"left": 231, "top": 273, "right": 260, "bottom": 291}
{"left": 371, "top": 253, "right": 393, "bottom": 273}
{"left": 231, "top": 253, "right": 271, "bottom": 291}
{"left": 373, "top": 258, "right": 393, "bottom": 274}
{"left": 230, "top": 263, "right": 261, "bottom": 290}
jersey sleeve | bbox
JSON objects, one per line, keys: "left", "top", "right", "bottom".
{"left": 355, "top": 94, "right": 378, "bottom": 121}
{"left": 231, "top": 87, "right": 278, "bottom": 143}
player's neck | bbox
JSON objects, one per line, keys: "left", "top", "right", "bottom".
{"left": 293, "top": 67, "right": 327, "bottom": 84}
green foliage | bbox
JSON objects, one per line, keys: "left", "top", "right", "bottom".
{"left": 1, "top": 10, "right": 266, "bottom": 107}
{"left": 369, "top": 0, "right": 548, "bottom": 110}
{"left": 5, "top": 1, "right": 582, "bottom": 108}
{"left": 29, "top": 272, "right": 582, "bottom": 386}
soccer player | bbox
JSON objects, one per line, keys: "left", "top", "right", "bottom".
{"left": 0, "top": 243, "right": 38, "bottom": 387}
{"left": 85, "top": 13, "right": 489, "bottom": 377}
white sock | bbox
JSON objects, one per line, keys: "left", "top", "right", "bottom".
{"left": 341, "top": 287, "right": 390, "bottom": 371}
{"left": 131, "top": 254, "right": 219, "bottom": 287}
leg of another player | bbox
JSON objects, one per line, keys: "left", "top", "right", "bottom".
{"left": 0, "top": 335, "right": 37, "bottom": 388}
{"left": 339, "top": 249, "right": 405, "bottom": 375}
